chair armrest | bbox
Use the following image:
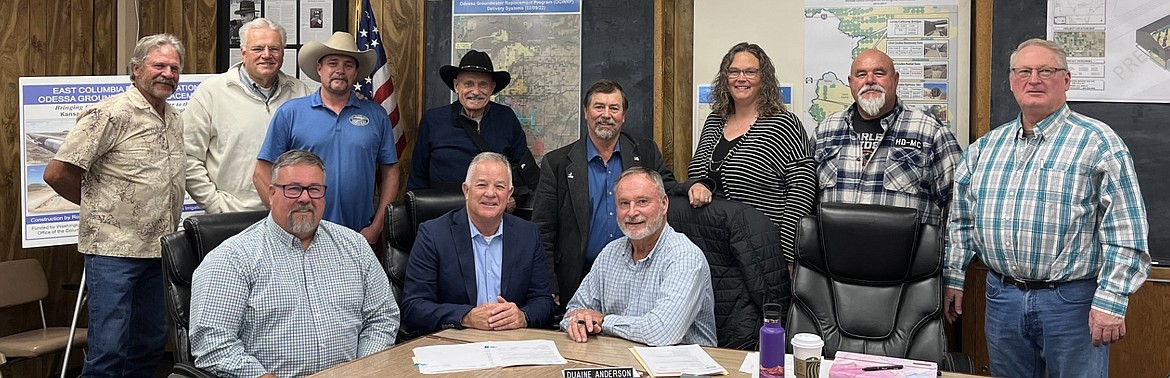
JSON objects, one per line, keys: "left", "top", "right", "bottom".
{"left": 169, "top": 362, "right": 217, "bottom": 378}
{"left": 942, "top": 352, "right": 973, "bottom": 373}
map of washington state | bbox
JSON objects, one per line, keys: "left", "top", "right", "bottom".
{"left": 803, "top": 6, "right": 952, "bottom": 125}
{"left": 808, "top": 72, "right": 853, "bottom": 124}
{"left": 453, "top": 14, "right": 582, "bottom": 160}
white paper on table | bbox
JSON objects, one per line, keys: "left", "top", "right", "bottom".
{"left": 412, "top": 339, "right": 567, "bottom": 374}
{"left": 630, "top": 344, "right": 726, "bottom": 376}
{"left": 739, "top": 352, "right": 835, "bottom": 378}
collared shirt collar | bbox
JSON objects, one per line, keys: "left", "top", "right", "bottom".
{"left": 1014, "top": 104, "right": 1068, "bottom": 141}
{"left": 586, "top": 135, "right": 622, "bottom": 162}
{"left": 468, "top": 214, "right": 504, "bottom": 242}
{"left": 263, "top": 215, "right": 315, "bottom": 252}
{"left": 309, "top": 87, "right": 362, "bottom": 109}
{"left": 236, "top": 63, "right": 279, "bottom": 100}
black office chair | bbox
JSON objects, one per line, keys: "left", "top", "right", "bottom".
{"left": 787, "top": 202, "right": 968, "bottom": 371}
{"left": 382, "top": 188, "right": 467, "bottom": 340}
{"left": 666, "top": 196, "right": 789, "bottom": 350}
{"left": 160, "top": 210, "right": 268, "bottom": 378}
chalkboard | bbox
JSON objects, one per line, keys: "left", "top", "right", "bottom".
{"left": 423, "top": 0, "right": 655, "bottom": 143}
{"left": 991, "top": 0, "right": 1170, "bottom": 264}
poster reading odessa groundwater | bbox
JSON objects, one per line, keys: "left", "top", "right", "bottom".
{"left": 19, "top": 74, "right": 212, "bottom": 249}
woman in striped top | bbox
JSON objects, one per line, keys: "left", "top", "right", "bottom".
{"left": 686, "top": 42, "right": 817, "bottom": 263}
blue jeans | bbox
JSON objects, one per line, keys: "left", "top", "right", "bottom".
{"left": 984, "top": 272, "right": 1108, "bottom": 378}
{"left": 82, "top": 255, "right": 167, "bottom": 378}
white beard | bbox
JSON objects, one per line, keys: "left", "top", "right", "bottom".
{"left": 856, "top": 85, "right": 887, "bottom": 117}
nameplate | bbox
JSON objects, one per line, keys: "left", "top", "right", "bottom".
{"left": 562, "top": 367, "right": 638, "bottom": 378}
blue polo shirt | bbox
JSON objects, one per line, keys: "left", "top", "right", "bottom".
{"left": 585, "top": 139, "right": 623, "bottom": 263}
{"left": 258, "top": 89, "right": 398, "bottom": 231}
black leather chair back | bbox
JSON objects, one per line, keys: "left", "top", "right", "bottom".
{"left": 666, "top": 196, "right": 789, "bottom": 350}
{"left": 160, "top": 210, "right": 267, "bottom": 365}
{"left": 788, "top": 202, "right": 945, "bottom": 365}
{"left": 382, "top": 189, "right": 466, "bottom": 322}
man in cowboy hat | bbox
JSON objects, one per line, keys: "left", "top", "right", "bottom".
{"left": 254, "top": 31, "right": 399, "bottom": 244}
{"left": 408, "top": 49, "right": 534, "bottom": 212}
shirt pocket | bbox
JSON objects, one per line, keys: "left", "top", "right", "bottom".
{"left": 815, "top": 145, "right": 841, "bottom": 189}
{"left": 882, "top": 147, "right": 927, "bottom": 194}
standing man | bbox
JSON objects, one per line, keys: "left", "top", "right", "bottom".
{"left": 43, "top": 34, "right": 186, "bottom": 378}
{"left": 185, "top": 18, "right": 310, "bottom": 213}
{"left": 255, "top": 31, "right": 399, "bottom": 244}
{"left": 409, "top": 50, "right": 533, "bottom": 205}
{"left": 560, "top": 167, "right": 715, "bottom": 347}
{"left": 944, "top": 39, "right": 1149, "bottom": 377}
{"left": 532, "top": 79, "right": 681, "bottom": 311}
{"left": 814, "top": 49, "right": 961, "bottom": 227}
{"left": 401, "top": 152, "right": 553, "bottom": 334}
{"left": 191, "top": 150, "right": 399, "bottom": 377}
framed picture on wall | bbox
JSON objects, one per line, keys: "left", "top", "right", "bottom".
{"left": 216, "top": 0, "right": 348, "bottom": 76}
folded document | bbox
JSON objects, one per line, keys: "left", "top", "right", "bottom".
{"left": 412, "top": 339, "right": 567, "bottom": 374}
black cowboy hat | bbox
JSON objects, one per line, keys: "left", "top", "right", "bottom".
{"left": 439, "top": 50, "right": 511, "bottom": 94}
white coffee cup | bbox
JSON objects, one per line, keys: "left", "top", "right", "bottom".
{"left": 791, "top": 333, "right": 824, "bottom": 360}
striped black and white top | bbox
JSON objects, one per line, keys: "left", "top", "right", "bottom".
{"left": 688, "top": 111, "right": 818, "bottom": 262}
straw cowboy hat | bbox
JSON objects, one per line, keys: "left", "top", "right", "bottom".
{"left": 298, "top": 32, "right": 377, "bottom": 83}
{"left": 439, "top": 50, "right": 511, "bottom": 94}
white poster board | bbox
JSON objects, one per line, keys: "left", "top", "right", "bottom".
{"left": 19, "top": 74, "right": 214, "bottom": 249}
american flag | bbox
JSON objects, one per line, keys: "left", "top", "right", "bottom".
{"left": 355, "top": 0, "right": 405, "bottom": 155}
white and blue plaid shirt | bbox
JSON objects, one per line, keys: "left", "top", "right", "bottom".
{"left": 815, "top": 101, "right": 962, "bottom": 226}
{"left": 190, "top": 216, "right": 399, "bottom": 377}
{"left": 561, "top": 224, "right": 717, "bottom": 347}
{"left": 945, "top": 105, "right": 1150, "bottom": 317}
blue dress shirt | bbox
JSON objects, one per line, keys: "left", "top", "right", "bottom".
{"left": 585, "top": 139, "right": 623, "bottom": 263}
{"left": 470, "top": 217, "right": 504, "bottom": 305}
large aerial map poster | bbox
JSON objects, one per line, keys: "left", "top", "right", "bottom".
{"left": 452, "top": 0, "right": 583, "bottom": 162}
{"left": 803, "top": 0, "right": 963, "bottom": 141}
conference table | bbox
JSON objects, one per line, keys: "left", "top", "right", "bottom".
{"left": 311, "top": 328, "right": 984, "bottom": 377}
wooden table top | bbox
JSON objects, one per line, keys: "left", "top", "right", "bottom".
{"left": 312, "top": 327, "right": 986, "bottom": 377}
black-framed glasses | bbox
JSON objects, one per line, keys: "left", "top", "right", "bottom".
{"left": 727, "top": 69, "right": 760, "bottom": 78}
{"left": 1010, "top": 67, "right": 1067, "bottom": 80}
{"left": 273, "top": 183, "right": 327, "bottom": 199}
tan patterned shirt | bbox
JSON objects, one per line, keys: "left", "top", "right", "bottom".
{"left": 55, "top": 86, "right": 185, "bottom": 258}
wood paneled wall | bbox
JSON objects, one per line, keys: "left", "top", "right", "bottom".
{"left": 139, "top": 0, "right": 217, "bottom": 74}
{"left": 654, "top": 0, "right": 694, "bottom": 179}
{"left": 0, "top": 1, "right": 119, "bottom": 376}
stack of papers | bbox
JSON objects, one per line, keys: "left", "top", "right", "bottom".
{"left": 629, "top": 344, "right": 728, "bottom": 377}
{"left": 412, "top": 339, "right": 567, "bottom": 374}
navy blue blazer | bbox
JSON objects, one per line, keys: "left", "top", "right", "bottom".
{"left": 401, "top": 208, "right": 554, "bottom": 333}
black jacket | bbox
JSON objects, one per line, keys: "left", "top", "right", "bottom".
{"left": 531, "top": 132, "right": 683, "bottom": 308}
{"left": 666, "top": 196, "right": 791, "bottom": 349}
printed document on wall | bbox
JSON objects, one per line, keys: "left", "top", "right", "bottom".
{"left": 1048, "top": 0, "right": 1170, "bottom": 102}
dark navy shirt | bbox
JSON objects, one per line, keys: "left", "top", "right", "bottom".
{"left": 585, "top": 139, "right": 623, "bottom": 263}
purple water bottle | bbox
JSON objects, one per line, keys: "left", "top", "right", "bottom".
{"left": 759, "top": 303, "right": 785, "bottom": 378}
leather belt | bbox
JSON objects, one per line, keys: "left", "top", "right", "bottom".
{"left": 993, "top": 272, "right": 1059, "bottom": 291}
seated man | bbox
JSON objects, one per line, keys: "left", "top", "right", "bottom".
{"left": 190, "top": 150, "right": 400, "bottom": 377}
{"left": 402, "top": 152, "right": 554, "bottom": 333}
{"left": 561, "top": 167, "right": 716, "bottom": 347}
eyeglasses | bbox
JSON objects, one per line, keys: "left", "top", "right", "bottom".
{"left": 726, "top": 69, "right": 760, "bottom": 78}
{"left": 1010, "top": 67, "right": 1067, "bottom": 80}
{"left": 247, "top": 46, "right": 284, "bottom": 55}
{"left": 273, "top": 183, "right": 327, "bottom": 199}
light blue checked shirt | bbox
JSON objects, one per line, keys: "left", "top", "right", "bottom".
{"left": 190, "top": 216, "right": 399, "bottom": 378}
{"left": 945, "top": 105, "right": 1150, "bottom": 317}
{"left": 560, "top": 224, "right": 717, "bottom": 347}
{"left": 815, "top": 101, "right": 962, "bottom": 226}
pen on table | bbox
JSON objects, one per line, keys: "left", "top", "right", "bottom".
{"left": 861, "top": 364, "right": 904, "bottom": 371}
